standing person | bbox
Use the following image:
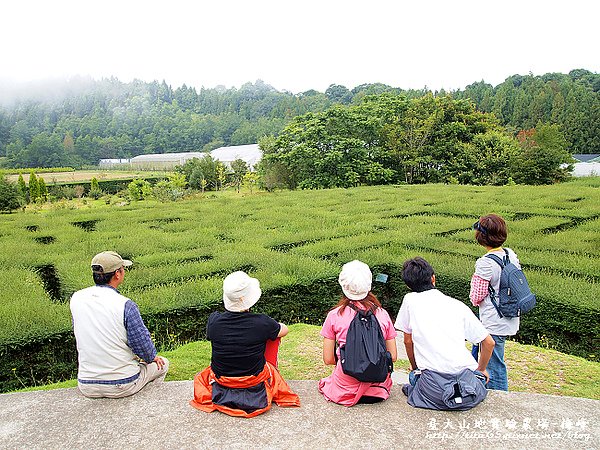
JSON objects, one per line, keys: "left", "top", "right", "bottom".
{"left": 470, "top": 214, "right": 520, "bottom": 391}
{"left": 190, "top": 271, "right": 300, "bottom": 417}
{"left": 70, "top": 251, "right": 168, "bottom": 398}
{"left": 319, "top": 260, "right": 398, "bottom": 406}
{"left": 396, "top": 257, "right": 494, "bottom": 411}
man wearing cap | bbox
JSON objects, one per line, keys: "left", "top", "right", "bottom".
{"left": 190, "top": 271, "right": 300, "bottom": 417}
{"left": 70, "top": 251, "right": 169, "bottom": 398}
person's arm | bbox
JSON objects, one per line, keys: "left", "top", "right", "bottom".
{"left": 124, "top": 300, "right": 158, "bottom": 363}
{"left": 386, "top": 338, "right": 398, "bottom": 362}
{"left": 476, "top": 335, "right": 495, "bottom": 382}
{"left": 470, "top": 274, "right": 489, "bottom": 306}
{"left": 403, "top": 332, "right": 417, "bottom": 370}
{"left": 277, "top": 323, "right": 289, "bottom": 338}
{"left": 323, "top": 338, "right": 336, "bottom": 365}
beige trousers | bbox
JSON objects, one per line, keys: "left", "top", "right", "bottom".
{"left": 78, "top": 358, "right": 169, "bottom": 399}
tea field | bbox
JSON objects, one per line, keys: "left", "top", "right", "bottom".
{"left": 0, "top": 178, "right": 599, "bottom": 392}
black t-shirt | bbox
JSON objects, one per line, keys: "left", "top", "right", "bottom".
{"left": 207, "top": 311, "right": 281, "bottom": 377}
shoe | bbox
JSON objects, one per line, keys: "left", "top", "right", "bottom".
{"left": 401, "top": 384, "right": 410, "bottom": 397}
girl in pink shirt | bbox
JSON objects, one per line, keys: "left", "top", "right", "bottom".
{"left": 318, "top": 260, "right": 398, "bottom": 406}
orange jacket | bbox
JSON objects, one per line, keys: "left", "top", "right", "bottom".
{"left": 189, "top": 362, "right": 300, "bottom": 418}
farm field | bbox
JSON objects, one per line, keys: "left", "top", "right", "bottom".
{"left": 0, "top": 178, "right": 599, "bottom": 392}
{"left": 5, "top": 170, "right": 167, "bottom": 184}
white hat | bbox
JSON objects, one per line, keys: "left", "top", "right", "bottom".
{"left": 223, "top": 271, "right": 262, "bottom": 312}
{"left": 338, "top": 260, "right": 372, "bottom": 300}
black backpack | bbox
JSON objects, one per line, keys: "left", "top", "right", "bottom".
{"left": 339, "top": 304, "right": 393, "bottom": 383}
{"left": 486, "top": 248, "right": 536, "bottom": 318}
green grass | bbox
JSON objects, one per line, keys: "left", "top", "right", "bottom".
{"left": 17, "top": 324, "right": 599, "bottom": 400}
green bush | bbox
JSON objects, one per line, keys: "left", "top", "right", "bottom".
{"left": 0, "top": 177, "right": 23, "bottom": 212}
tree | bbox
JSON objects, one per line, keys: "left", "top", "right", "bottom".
{"left": 470, "top": 131, "right": 520, "bottom": 185}
{"left": 325, "top": 84, "right": 352, "bottom": 104}
{"left": 512, "top": 123, "right": 573, "bottom": 184}
{"left": 180, "top": 155, "right": 218, "bottom": 191}
{"left": 243, "top": 172, "right": 259, "bottom": 194}
{"left": 38, "top": 177, "right": 48, "bottom": 202}
{"left": 17, "top": 173, "right": 27, "bottom": 202}
{"left": 89, "top": 177, "right": 102, "bottom": 199}
{"left": 230, "top": 158, "right": 248, "bottom": 193}
{"left": 0, "top": 177, "right": 23, "bottom": 212}
{"left": 28, "top": 171, "right": 40, "bottom": 203}
{"left": 387, "top": 95, "right": 440, "bottom": 183}
{"left": 216, "top": 163, "right": 226, "bottom": 191}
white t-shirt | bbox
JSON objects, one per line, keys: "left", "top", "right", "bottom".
{"left": 395, "top": 289, "right": 489, "bottom": 374}
{"left": 475, "top": 247, "right": 520, "bottom": 336}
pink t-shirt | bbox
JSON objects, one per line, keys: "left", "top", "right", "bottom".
{"left": 321, "top": 305, "right": 397, "bottom": 347}
{"left": 318, "top": 303, "right": 397, "bottom": 407}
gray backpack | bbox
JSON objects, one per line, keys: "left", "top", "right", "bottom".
{"left": 486, "top": 248, "right": 536, "bottom": 318}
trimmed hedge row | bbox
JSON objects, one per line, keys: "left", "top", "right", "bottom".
{"left": 47, "top": 176, "right": 164, "bottom": 195}
{"left": 1, "top": 180, "right": 599, "bottom": 392}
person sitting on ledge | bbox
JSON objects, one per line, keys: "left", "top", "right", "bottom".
{"left": 396, "top": 257, "right": 495, "bottom": 411}
{"left": 190, "top": 271, "right": 300, "bottom": 417}
{"left": 70, "top": 251, "right": 169, "bottom": 398}
{"left": 319, "top": 260, "right": 398, "bottom": 406}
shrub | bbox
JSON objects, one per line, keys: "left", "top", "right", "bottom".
{"left": 128, "top": 179, "right": 152, "bottom": 201}
{"left": 89, "top": 177, "right": 102, "bottom": 199}
{"left": 0, "top": 177, "right": 23, "bottom": 212}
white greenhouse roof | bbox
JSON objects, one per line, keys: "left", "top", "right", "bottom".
{"left": 102, "top": 144, "right": 262, "bottom": 169}
{"left": 129, "top": 152, "right": 205, "bottom": 163}
{"left": 210, "top": 144, "right": 262, "bottom": 168}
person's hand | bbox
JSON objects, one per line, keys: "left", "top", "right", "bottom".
{"left": 153, "top": 356, "right": 165, "bottom": 370}
{"left": 480, "top": 369, "right": 490, "bottom": 384}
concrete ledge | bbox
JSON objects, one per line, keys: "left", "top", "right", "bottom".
{"left": 1, "top": 381, "right": 598, "bottom": 449}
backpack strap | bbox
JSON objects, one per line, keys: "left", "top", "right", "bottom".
{"left": 484, "top": 253, "right": 505, "bottom": 319}
{"left": 502, "top": 248, "right": 511, "bottom": 265}
{"left": 334, "top": 302, "right": 359, "bottom": 364}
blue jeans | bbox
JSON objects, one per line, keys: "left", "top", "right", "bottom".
{"left": 472, "top": 335, "right": 508, "bottom": 391}
{"left": 408, "top": 369, "right": 487, "bottom": 387}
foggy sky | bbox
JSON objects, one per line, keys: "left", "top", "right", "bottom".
{"left": 1, "top": 0, "right": 598, "bottom": 102}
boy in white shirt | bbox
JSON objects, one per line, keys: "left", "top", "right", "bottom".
{"left": 395, "top": 257, "right": 495, "bottom": 410}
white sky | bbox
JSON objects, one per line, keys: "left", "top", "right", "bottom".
{"left": 1, "top": 0, "right": 598, "bottom": 94}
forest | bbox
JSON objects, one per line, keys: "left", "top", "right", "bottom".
{"left": 0, "top": 69, "right": 598, "bottom": 169}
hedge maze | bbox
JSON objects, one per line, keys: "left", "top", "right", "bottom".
{"left": 0, "top": 178, "right": 598, "bottom": 392}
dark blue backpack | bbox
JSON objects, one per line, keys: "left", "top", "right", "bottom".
{"left": 339, "top": 304, "right": 393, "bottom": 383}
{"left": 486, "top": 249, "right": 536, "bottom": 318}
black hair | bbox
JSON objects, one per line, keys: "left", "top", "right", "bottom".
{"left": 401, "top": 257, "right": 435, "bottom": 292}
{"left": 92, "top": 265, "right": 116, "bottom": 285}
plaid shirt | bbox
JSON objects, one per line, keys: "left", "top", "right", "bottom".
{"left": 124, "top": 300, "right": 157, "bottom": 363}
{"left": 469, "top": 274, "right": 489, "bottom": 306}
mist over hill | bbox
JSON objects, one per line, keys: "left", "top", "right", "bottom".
{"left": 0, "top": 69, "right": 598, "bottom": 168}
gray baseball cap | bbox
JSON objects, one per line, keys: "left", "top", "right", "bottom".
{"left": 91, "top": 251, "right": 132, "bottom": 273}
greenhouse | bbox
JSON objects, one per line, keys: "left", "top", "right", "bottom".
{"left": 209, "top": 144, "right": 262, "bottom": 170}
{"left": 98, "top": 144, "right": 261, "bottom": 170}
